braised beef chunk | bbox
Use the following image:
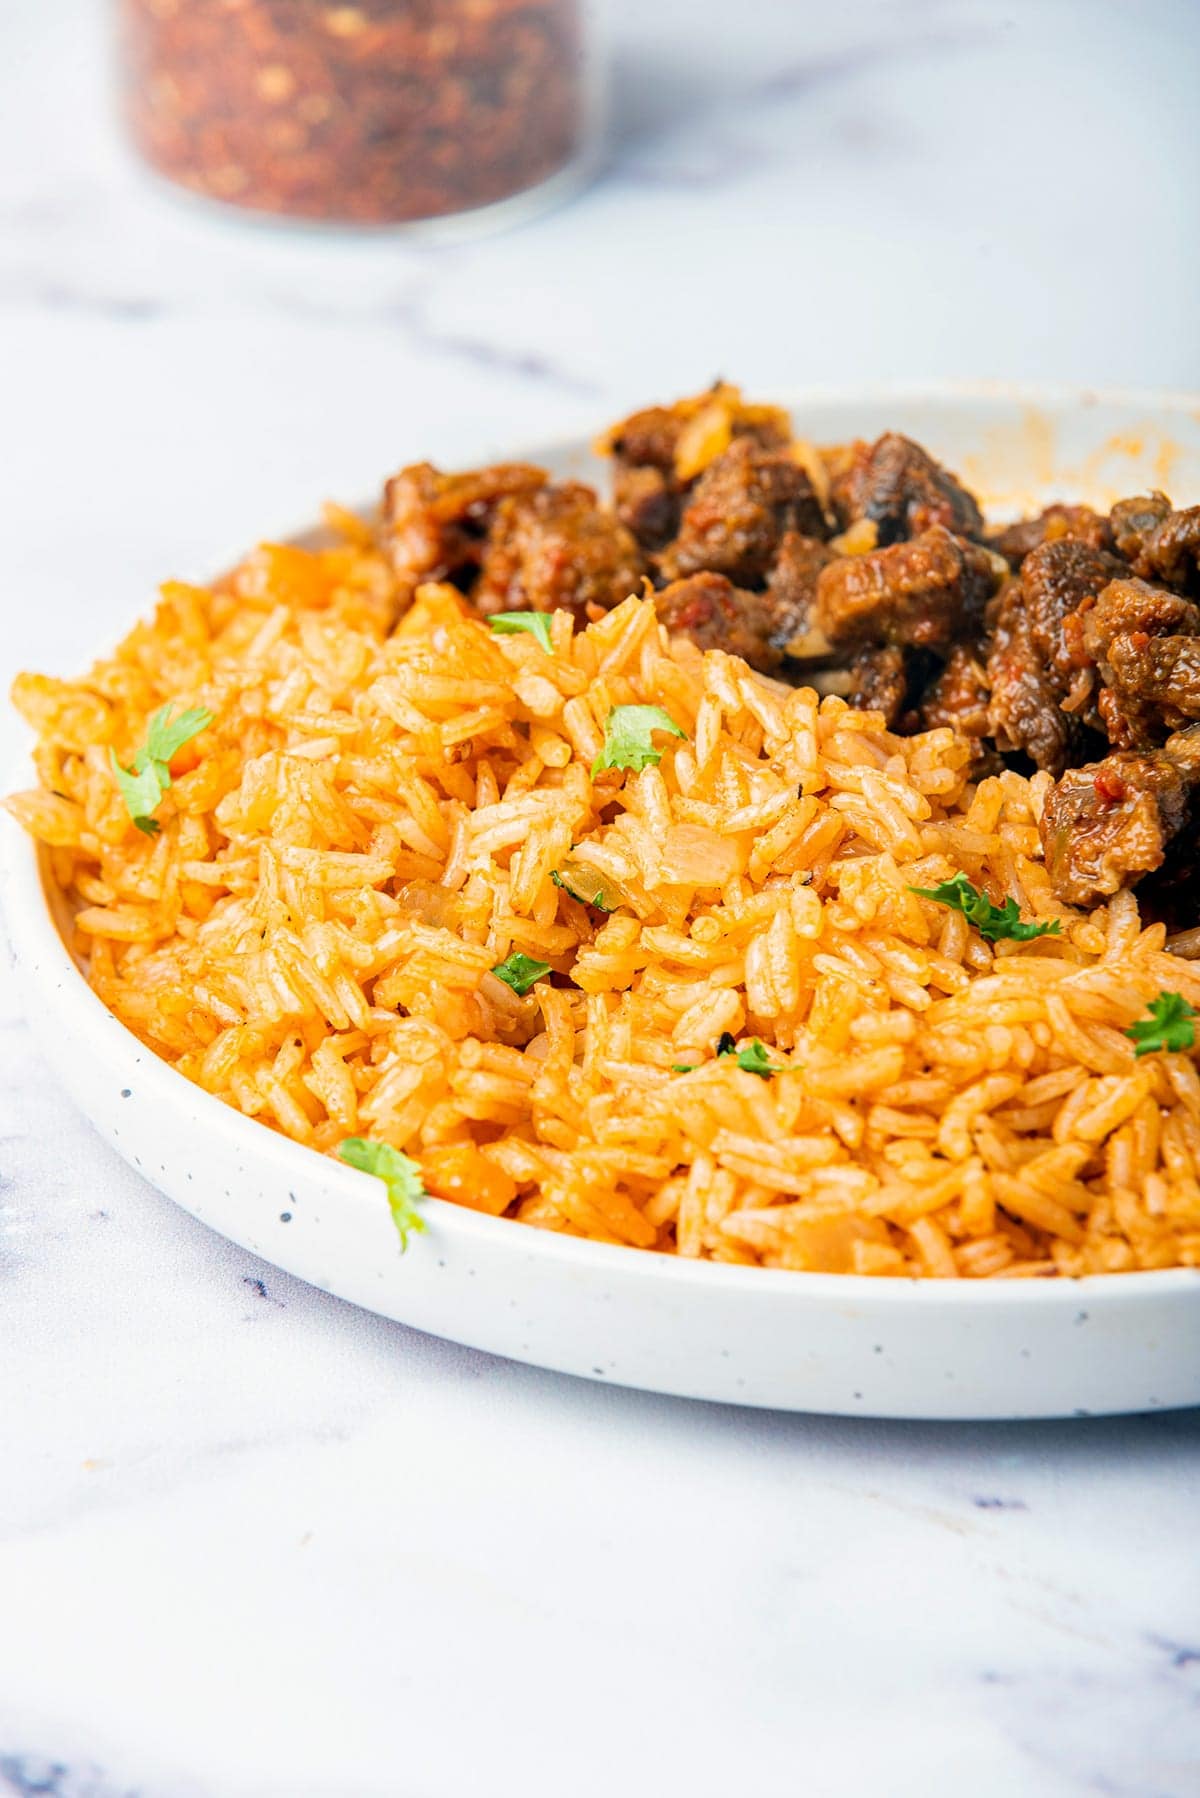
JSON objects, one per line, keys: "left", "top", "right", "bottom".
{"left": 919, "top": 644, "right": 991, "bottom": 742}
{"left": 824, "top": 441, "right": 871, "bottom": 527}
{"left": 1040, "top": 733, "right": 1200, "bottom": 907}
{"left": 612, "top": 464, "right": 678, "bottom": 551}
{"left": 1078, "top": 579, "right": 1200, "bottom": 748}
{"left": 655, "top": 571, "right": 784, "bottom": 672}
{"left": 384, "top": 461, "right": 547, "bottom": 585}
{"left": 1080, "top": 577, "right": 1200, "bottom": 662}
{"left": 844, "top": 646, "right": 909, "bottom": 727}
{"left": 814, "top": 525, "right": 996, "bottom": 651}
{"left": 1106, "top": 638, "right": 1200, "bottom": 727}
{"left": 990, "top": 505, "right": 1111, "bottom": 570}
{"left": 603, "top": 387, "right": 793, "bottom": 555}
{"left": 475, "top": 482, "right": 643, "bottom": 621}
{"left": 766, "top": 532, "right": 836, "bottom": 660}
{"left": 656, "top": 541, "right": 841, "bottom": 674}
{"left": 605, "top": 405, "right": 684, "bottom": 471}
{"left": 829, "top": 433, "right": 984, "bottom": 545}
{"left": 1134, "top": 505, "right": 1200, "bottom": 591}
{"left": 1109, "top": 492, "right": 1172, "bottom": 564}
{"left": 1021, "top": 540, "right": 1128, "bottom": 696}
{"left": 605, "top": 407, "right": 687, "bottom": 551}
{"left": 660, "top": 439, "right": 828, "bottom": 585}
{"left": 987, "top": 592, "right": 1092, "bottom": 775}
{"left": 604, "top": 389, "right": 790, "bottom": 474}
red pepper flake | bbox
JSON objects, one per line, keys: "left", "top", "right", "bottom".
{"left": 117, "top": 0, "right": 589, "bottom": 226}
{"left": 1094, "top": 769, "right": 1128, "bottom": 805}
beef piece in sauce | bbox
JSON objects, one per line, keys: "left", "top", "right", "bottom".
{"left": 814, "top": 525, "right": 996, "bottom": 651}
{"left": 1109, "top": 492, "right": 1172, "bottom": 564}
{"left": 612, "top": 464, "right": 678, "bottom": 551}
{"left": 765, "top": 531, "right": 836, "bottom": 660}
{"left": 828, "top": 433, "right": 984, "bottom": 545}
{"left": 384, "top": 461, "right": 548, "bottom": 587}
{"left": 656, "top": 535, "right": 839, "bottom": 677}
{"left": 1021, "top": 539, "right": 1128, "bottom": 700}
{"left": 918, "top": 643, "right": 992, "bottom": 745}
{"left": 604, "top": 403, "right": 685, "bottom": 471}
{"left": 655, "top": 571, "right": 785, "bottom": 672}
{"left": 1081, "top": 578, "right": 1200, "bottom": 748}
{"left": 606, "top": 408, "right": 687, "bottom": 551}
{"left": 984, "top": 543, "right": 1124, "bottom": 772}
{"left": 1134, "top": 505, "right": 1200, "bottom": 592}
{"left": 987, "top": 594, "right": 1092, "bottom": 776}
{"left": 843, "top": 645, "right": 910, "bottom": 727}
{"left": 659, "top": 438, "right": 829, "bottom": 585}
{"left": 990, "top": 504, "right": 1111, "bottom": 570}
{"left": 1106, "top": 636, "right": 1200, "bottom": 725}
{"left": 475, "top": 482, "right": 643, "bottom": 621}
{"left": 1079, "top": 577, "right": 1200, "bottom": 663}
{"left": 603, "top": 387, "right": 792, "bottom": 555}
{"left": 604, "top": 389, "right": 791, "bottom": 473}
{"left": 1040, "top": 730, "right": 1200, "bottom": 907}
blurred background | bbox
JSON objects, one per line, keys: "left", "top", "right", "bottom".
{"left": 2, "top": 2, "right": 1198, "bottom": 754}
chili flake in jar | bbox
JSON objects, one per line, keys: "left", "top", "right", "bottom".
{"left": 117, "top": 0, "right": 598, "bottom": 228}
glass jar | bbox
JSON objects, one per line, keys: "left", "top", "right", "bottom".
{"left": 116, "top": 0, "right": 601, "bottom": 232}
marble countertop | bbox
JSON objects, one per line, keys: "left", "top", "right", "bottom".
{"left": 2, "top": 1, "right": 1199, "bottom": 1792}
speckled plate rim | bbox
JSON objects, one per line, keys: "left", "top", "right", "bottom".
{"left": 5, "top": 381, "right": 1200, "bottom": 1418}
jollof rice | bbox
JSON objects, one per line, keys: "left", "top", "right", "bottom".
{"left": 8, "top": 521, "right": 1200, "bottom": 1277}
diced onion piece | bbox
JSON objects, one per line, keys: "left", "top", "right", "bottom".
{"left": 556, "top": 857, "right": 629, "bottom": 913}
{"left": 658, "top": 824, "right": 740, "bottom": 887}
{"left": 674, "top": 403, "right": 734, "bottom": 483}
{"left": 396, "top": 880, "right": 460, "bottom": 928}
{"left": 830, "top": 519, "right": 879, "bottom": 557}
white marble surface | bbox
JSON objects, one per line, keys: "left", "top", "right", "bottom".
{"left": 3, "top": 1, "right": 1200, "bottom": 1793}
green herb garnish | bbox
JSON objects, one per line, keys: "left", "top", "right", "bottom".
{"left": 1124, "top": 991, "right": 1197, "bottom": 1058}
{"left": 716, "top": 1034, "right": 783, "bottom": 1078}
{"left": 671, "top": 1063, "right": 696, "bottom": 1074}
{"left": 733, "top": 1039, "right": 784, "bottom": 1078}
{"left": 591, "top": 704, "right": 686, "bottom": 778}
{"left": 909, "top": 874, "right": 1061, "bottom": 945}
{"left": 489, "top": 611, "right": 554, "bottom": 653}
{"left": 551, "top": 868, "right": 615, "bottom": 912}
{"left": 338, "top": 1137, "right": 427, "bottom": 1250}
{"left": 109, "top": 702, "right": 213, "bottom": 835}
{"left": 108, "top": 757, "right": 164, "bottom": 835}
{"left": 491, "top": 951, "right": 553, "bottom": 996}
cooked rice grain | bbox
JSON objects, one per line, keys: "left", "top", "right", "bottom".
{"left": 8, "top": 529, "right": 1200, "bottom": 1277}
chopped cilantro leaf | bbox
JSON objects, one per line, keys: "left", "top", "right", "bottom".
{"left": 491, "top": 951, "right": 552, "bottom": 996}
{"left": 909, "top": 873, "right": 1061, "bottom": 944}
{"left": 733, "top": 1039, "right": 784, "bottom": 1078}
{"left": 671, "top": 1063, "right": 696, "bottom": 1074}
{"left": 1125, "top": 991, "right": 1197, "bottom": 1058}
{"left": 489, "top": 611, "right": 554, "bottom": 653}
{"left": 591, "top": 704, "right": 686, "bottom": 778}
{"left": 715, "top": 1032, "right": 783, "bottom": 1076}
{"left": 108, "top": 753, "right": 164, "bottom": 834}
{"left": 109, "top": 702, "right": 213, "bottom": 833}
{"left": 143, "top": 704, "right": 214, "bottom": 768}
{"left": 338, "top": 1137, "right": 427, "bottom": 1250}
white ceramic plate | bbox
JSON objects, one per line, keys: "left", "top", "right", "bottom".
{"left": 5, "top": 383, "right": 1200, "bottom": 1420}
